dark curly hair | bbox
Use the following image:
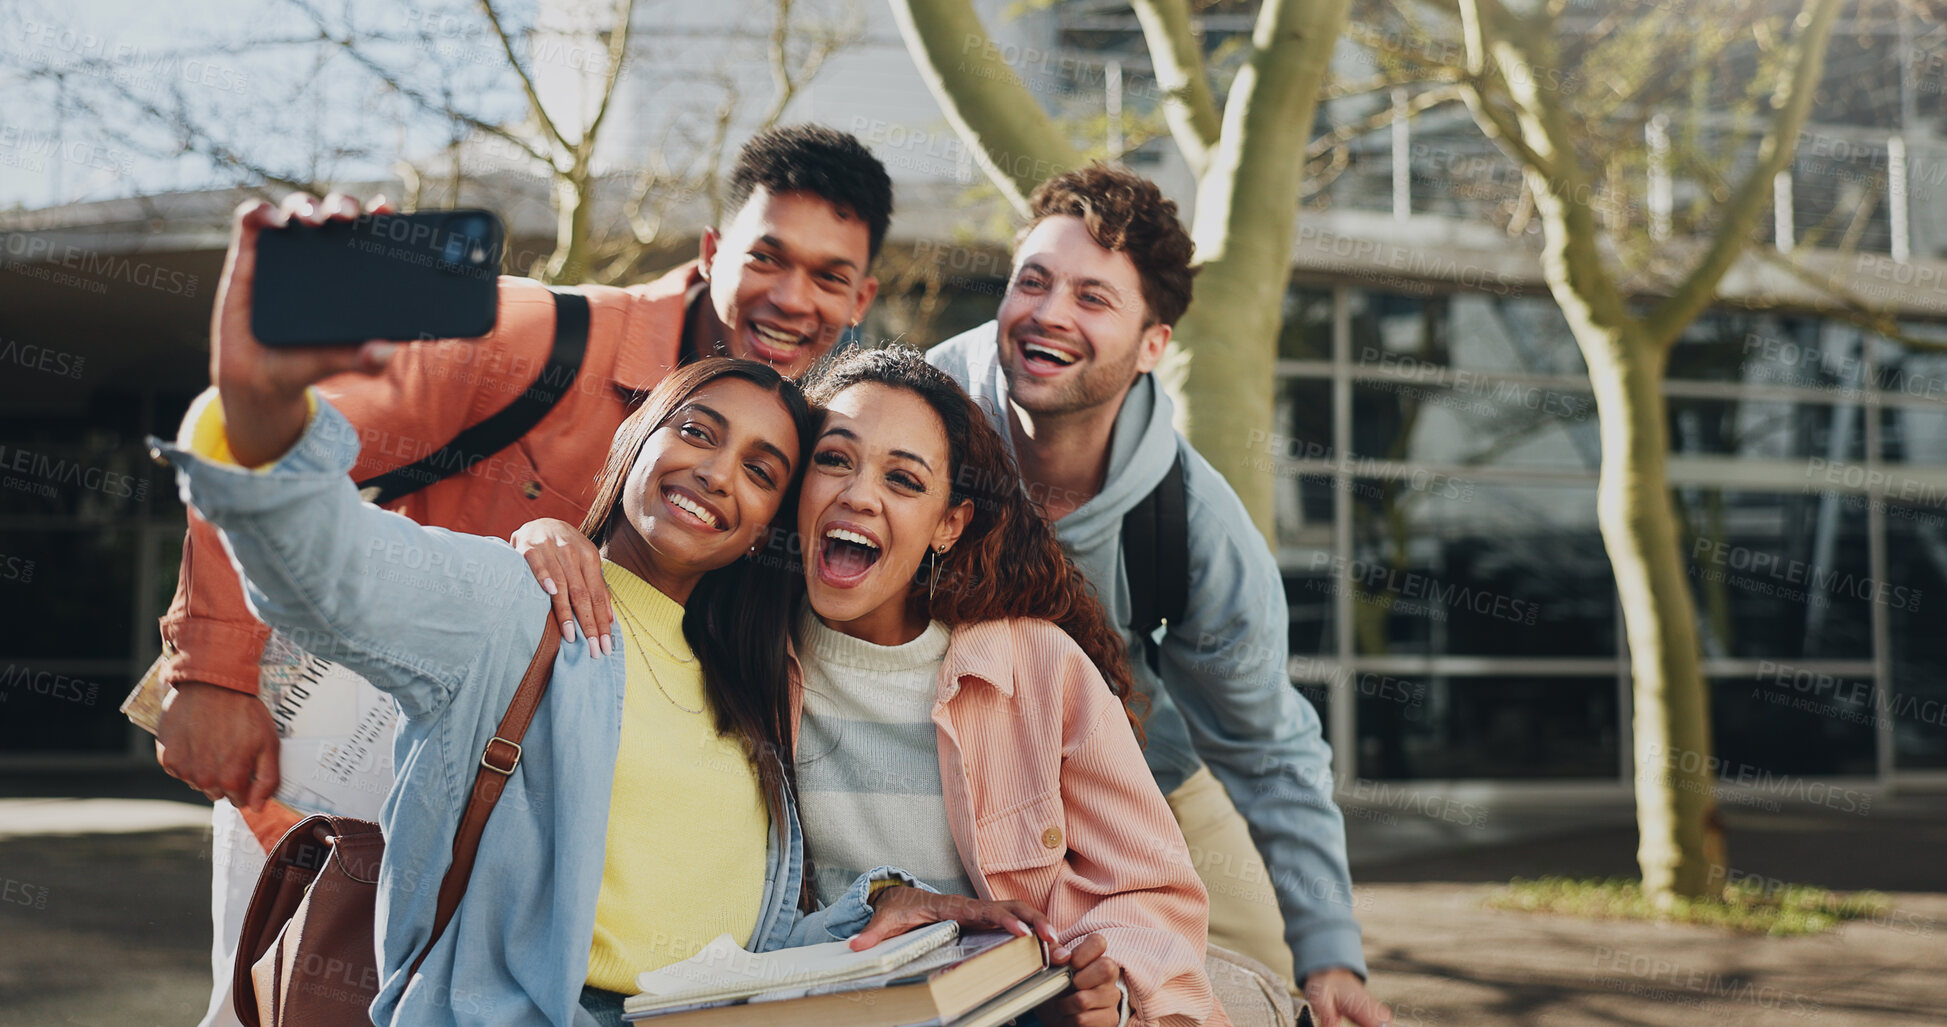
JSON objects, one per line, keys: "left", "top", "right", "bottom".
{"left": 728, "top": 124, "right": 894, "bottom": 261}
{"left": 801, "top": 346, "right": 1147, "bottom": 740}
{"left": 1023, "top": 163, "right": 1197, "bottom": 327}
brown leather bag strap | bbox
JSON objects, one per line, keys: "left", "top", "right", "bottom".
{"left": 407, "top": 616, "right": 563, "bottom": 978}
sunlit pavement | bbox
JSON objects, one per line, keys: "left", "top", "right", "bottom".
{"left": 2, "top": 768, "right": 1942, "bottom": 1026}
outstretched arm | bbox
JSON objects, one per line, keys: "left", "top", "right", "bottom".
{"left": 156, "top": 197, "right": 543, "bottom": 718}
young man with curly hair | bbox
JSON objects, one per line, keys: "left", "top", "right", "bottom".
{"left": 928, "top": 164, "right": 1391, "bottom": 1027}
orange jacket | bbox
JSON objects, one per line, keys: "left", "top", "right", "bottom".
{"left": 159, "top": 263, "right": 698, "bottom": 844}
{"left": 791, "top": 618, "right": 1229, "bottom": 1027}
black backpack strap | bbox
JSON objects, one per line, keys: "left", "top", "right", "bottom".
{"left": 1123, "top": 449, "right": 1189, "bottom": 674}
{"left": 357, "top": 288, "right": 590, "bottom": 506}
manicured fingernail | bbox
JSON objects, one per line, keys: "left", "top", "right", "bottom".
{"left": 1053, "top": 946, "right": 1070, "bottom": 961}
{"left": 589, "top": 637, "right": 601, "bottom": 660}
{"left": 562, "top": 619, "right": 576, "bottom": 643}
{"left": 600, "top": 634, "right": 613, "bottom": 657}
{"left": 542, "top": 577, "right": 558, "bottom": 596}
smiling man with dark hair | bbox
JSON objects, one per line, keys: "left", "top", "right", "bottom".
{"left": 929, "top": 163, "right": 1391, "bottom": 1027}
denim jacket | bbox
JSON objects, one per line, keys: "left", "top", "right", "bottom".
{"left": 156, "top": 394, "right": 900, "bottom": 1027}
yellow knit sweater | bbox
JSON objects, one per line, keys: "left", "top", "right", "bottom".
{"left": 585, "top": 561, "right": 768, "bottom": 992}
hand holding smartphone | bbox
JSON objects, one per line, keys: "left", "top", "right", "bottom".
{"left": 208, "top": 193, "right": 501, "bottom": 467}
{"left": 252, "top": 208, "right": 503, "bottom": 345}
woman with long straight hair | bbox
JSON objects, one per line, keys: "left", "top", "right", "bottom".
{"left": 162, "top": 279, "right": 1050, "bottom": 1027}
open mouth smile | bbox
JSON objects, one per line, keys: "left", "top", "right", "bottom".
{"left": 1018, "top": 336, "right": 1081, "bottom": 375}
{"left": 816, "top": 522, "right": 883, "bottom": 587}
{"left": 746, "top": 321, "right": 813, "bottom": 362}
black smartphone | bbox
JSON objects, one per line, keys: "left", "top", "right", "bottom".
{"left": 251, "top": 209, "right": 504, "bottom": 346}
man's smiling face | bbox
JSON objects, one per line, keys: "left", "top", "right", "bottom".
{"left": 700, "top": 186, "right": 879, "bottom": 379}
{"left": 995, "top": 214, "right": 1170, "bottom": 419}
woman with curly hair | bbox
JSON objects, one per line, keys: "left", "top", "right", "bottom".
{"left": 790, "top": 345, "right": 1224, "bottom": 1027}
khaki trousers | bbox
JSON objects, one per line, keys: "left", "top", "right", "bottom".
{"left": 1168, "top": 766, "right": 1300, "bottom": 995}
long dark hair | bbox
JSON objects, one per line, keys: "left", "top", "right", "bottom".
{"left": 800, "top": 346, "right": 1147, "bottom": 739}
{"left": 579, "top": 358, "right": 815, "bottom": 825}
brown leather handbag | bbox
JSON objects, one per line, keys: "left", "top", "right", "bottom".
{"left": 231, "top": 623, "right": 561, "bottom": 1026}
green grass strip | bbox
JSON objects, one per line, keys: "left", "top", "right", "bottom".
{"left": 1485, "top": 875, "right": 1891, "bottom": 937}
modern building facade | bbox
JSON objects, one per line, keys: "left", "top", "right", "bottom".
{"left": 4, "top": 0, "right": 1944, "bottom": 803}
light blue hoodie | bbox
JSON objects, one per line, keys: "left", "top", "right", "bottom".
{"left": 155, "top": 396, "right": 909, "bottom": 1027}
{"left": 929, "top": 323, "right": 1367, "bottom": 979}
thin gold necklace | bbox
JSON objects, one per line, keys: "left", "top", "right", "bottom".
{"left": 614, "top": 598, "right": 704, "bottom": 715}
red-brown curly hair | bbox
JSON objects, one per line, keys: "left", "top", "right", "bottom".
{"left": 1023, "top": 163, "right": 1197, "bottom": 328}
{"left": 801, "top": 346, "right": 1147, "bottom": 740}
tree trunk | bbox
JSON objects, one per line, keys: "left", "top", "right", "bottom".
{"left": 543, "top": 162, "right": 593, "bottom": 285}
{"left": 1572, "top": 315, "right": 1727, "bottom": 902}
{"left": 1164, "top": 0, "right": 1350, "bottom": 541}
{"left": 884, "top": 0, "right": 1082, "bottom": 214}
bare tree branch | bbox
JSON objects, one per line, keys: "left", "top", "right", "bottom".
{"left": 1131, "top": 0, "right": 1222, "bottom": 177}
{"left": 1640, "top": 0, "right": 1845, "bottom": 349}
{"left": 1305, "top": 85, "right": 1461, "bottom": 160}
{"left": 582, "top": 0, "right": 640, "bottom": 148}
{"left": 285, "top": 0, "right": 553, "bottom": 166}
{"left": 886, "top": 0, "right": 1085, "bottom": 215}
{"left": 475, "top": 0, "right": 573, "bottom": 154}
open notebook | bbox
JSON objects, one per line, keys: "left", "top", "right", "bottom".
{"left": 623, "top": 921, "right": 960, "bottom": 1016}
{"left": 623, "top": 930, "right": 1049, "bottom": 1026}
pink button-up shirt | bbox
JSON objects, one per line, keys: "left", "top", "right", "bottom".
{"left": 793, "top": 616, "right": 1229, "bottom": 1027}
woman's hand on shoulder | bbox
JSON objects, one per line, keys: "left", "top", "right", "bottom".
{"left": 1038, "top": 933, "right": 1122, "bottom": 1027}
{"left": 511, "top": 517, "right": 611, "bottom": 659}
{"left": 850, "top": 887, "right": 1061, "bottom": 954}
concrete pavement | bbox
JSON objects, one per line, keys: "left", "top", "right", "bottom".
{"left": 2, "top": 767, "right": 1942, "bottom": 1026}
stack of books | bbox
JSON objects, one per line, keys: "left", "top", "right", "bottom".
{"left": 622, "top": 922, "right": 1071, "bottom": 1027}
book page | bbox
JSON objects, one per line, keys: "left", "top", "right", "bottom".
{"left": 257, "top": 630, "right": 397, "bottom": 820}
{"left": 631, "top": 921, "right": 959, "bottom": 1007}
{"left": 123, "top": 629, "right": 398, "bottom": 821}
